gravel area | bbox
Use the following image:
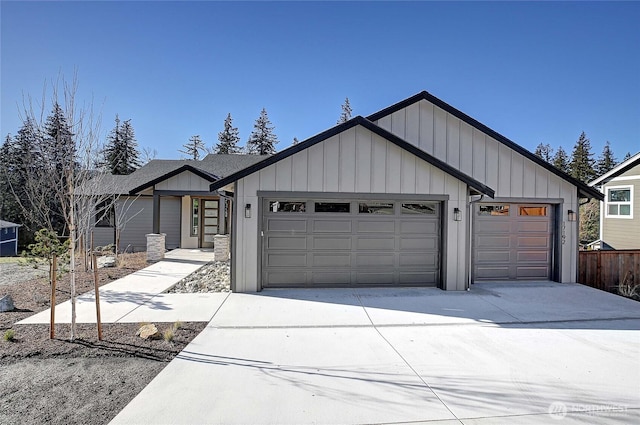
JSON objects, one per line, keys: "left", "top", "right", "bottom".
{"left": 167, "top": 260, "right": 230, "bottom": 293}
{"left": 0, "top": 252, "right": 208, "bottom": 425}
{"left": 0, "top": 260, "right": 49, "bottom": 286}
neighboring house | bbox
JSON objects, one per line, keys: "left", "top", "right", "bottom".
{"left": 90, "top": 154, "right": 267, "bottom": 252}
{"left": 210, "top": 91, "right": 603, "bottom": 292}
{"left": 0, "top": 219, "right": 20, "bottom": 257}
{"left": 589, "top": 152, "right": 640, "bottom": 250}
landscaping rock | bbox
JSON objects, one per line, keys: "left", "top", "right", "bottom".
{"left": 97, "top": 256, "right": 116, "bottom": 268}
{"left": 167, "top": 261, "right": 230, "bottom": 293}
{"left": 0, "top": 295, "right": 15, "bottom": 312}
{"left": 136, "top": 324, "right": 161, "bottom": 340}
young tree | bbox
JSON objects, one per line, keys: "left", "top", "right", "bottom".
{"left": 180, "top": 135, "right": 206, "bottom": 160}
{"left": 595, "top": 141, "right": 617, "bottom": 177}
{"left": 246, "top": 108, "right": 278, "bottom": 155}
{"left": 534, "top": 143, "right": 553, "bottom": 163}
{"left": 140, "top": 146, "right": 158, "bottom": 165}
{"left": 552, "top": 146, "right": 570, "bottom": 173}
{"left": 569, "top": 132, "right": 596, "bottom": 183}
{"left": 337, "top": 97, "right": 352, "bottom": 124}
{"left": 215, "top": 113, "right": 241, "bottom": 154}
{"left": 103, "top": 115, "right": 141, "bottom": 175}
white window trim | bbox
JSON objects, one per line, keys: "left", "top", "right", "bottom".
{"left": 605, "top": 185, "right": 634, "bottom": 219}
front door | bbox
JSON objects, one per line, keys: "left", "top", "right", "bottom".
{"left": 200, "top": 199, "right": 219, "bottom": 248}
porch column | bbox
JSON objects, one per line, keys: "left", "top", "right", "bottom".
{"left": 153, "top": 193, "right": 160, "bottom": 234}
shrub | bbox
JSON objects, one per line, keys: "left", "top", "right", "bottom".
{"left": 3, "top": 329, "right": 16, "bottom": 342}
{"left": 172, "top": 320, "right": 183, "bottom": 331}
{"left": 163, "top": 328, "right": 174, "bottom": 342}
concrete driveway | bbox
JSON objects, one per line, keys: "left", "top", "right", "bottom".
{"left": 111, "top": 283, "right": 640, "bottom": 425}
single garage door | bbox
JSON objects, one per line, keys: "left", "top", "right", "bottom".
{"left": 262, "top": 198, "right": 441, "bottom": 287}
{"left": 473, "top": 203, "right": 555, "bottom": 281}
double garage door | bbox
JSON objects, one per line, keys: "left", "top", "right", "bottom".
{"left": 262, "top": 198, "right": 441, "bottom": 288}
{"left": 473, "top": 203, "right": 555, "bottom": 281}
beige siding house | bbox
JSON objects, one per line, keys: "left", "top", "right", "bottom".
{"left": 589, "top": 152, "right": 640, "bottom": 250}
{"left": 211, "top": 91, "right": 602, "bottom": 292}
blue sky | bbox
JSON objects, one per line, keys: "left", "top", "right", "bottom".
{"left": 2, "top": 1, "right": 639, "bottom": 161}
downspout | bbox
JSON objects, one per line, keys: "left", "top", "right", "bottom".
{"left": 467, "top": 194, "right": 485, "bottom": 290}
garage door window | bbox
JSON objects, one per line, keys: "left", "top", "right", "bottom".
{"left": 315, "top": 202, "right": 350, "bottom": 213}
{"left": 269, "top": 201, "right": 306, "bottom": 213}
{"left": 359, "top": 202, "right": 394, "bottom": 214}
{"left": 401, "top": 202, "right": 437, "bottom": 215}
{"left": 477, "top": 205, "right": 509, "bottom": 216}
{"left": 519, "top": 206, "right": 548, "bottom": 216}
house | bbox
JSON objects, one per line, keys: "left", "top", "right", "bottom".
{"left": 209, "top": 91, "right": 603, "bottom": 292}
{"left": 90, "top": 154, "right": 267, "bottom": 252}
{"left": 589, "top": 151, "right": 640, "bottom": 249}
{"left": 0, "top": 219, "right": 21, "bottom": 257}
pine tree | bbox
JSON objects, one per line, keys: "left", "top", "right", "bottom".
{"left": 246, "top": 108, "right": 278, "bottom": 155}
{"left": 337, "top": 97, "right": 352, "bottom": 124}
{"left": 595, "top": 141, "right": 617, "bottom": 177}
{"left": 103, "top": 115, "right": 141, "bottom": 175}
{"left": 534, "top": 143, "right": 553, "bottom": 162}
{"left": 552, "top": 146, "right": 570, "bottom": 173}
{"left": 0, "top": 134, "right": 21, "bottom": 225}
{"left": 622, "top": 152, "right": 632, "bottom": 162}
{"left": 569, "top": 132, "right": 596, "bottom": 183}
{"left": 180, "top": 135, "right": 206, "bottom": 160}
{"left": 215, "top": 113, "right": 241, "bottom": 154}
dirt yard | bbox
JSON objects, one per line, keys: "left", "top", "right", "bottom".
{"left": 0, "top": 253, "right": 207, "bottom": 425}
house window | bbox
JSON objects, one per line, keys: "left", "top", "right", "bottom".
{"left": 191, "top": 198, "right": 199, "bottom": 236}
{"left": 95, "top": 201, "right": 115, "bottom": 227}
{"left": 605, "top": 186, "right": 633, "bottom": 218}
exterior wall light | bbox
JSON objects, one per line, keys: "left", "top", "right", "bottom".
{"left": 454, "top": 207, "right": 462, "bottom": 222}
{"left": 245, "top": 203, "right": 252, "bottom": 218}
{"left": 568, "top": 209, "right": 576, "bottom": 222}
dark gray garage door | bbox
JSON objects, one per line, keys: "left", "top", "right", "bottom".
{"left": 262, "top": 199, "right": 441, "bottom": 287}
{"left": 473, "top": 203, "right": 554, "bottom": 281}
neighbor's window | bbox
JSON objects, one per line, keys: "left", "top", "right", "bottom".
{"left": 401, "top": 202, "right": 437, "bottom": 215}
{"left": 269, "top": 201, "right": 306, "bottom": 213}
{"left": 95, "top": 201, "right": 115, "bottom": 227}
{"left": 359, "top": 202, "right": 394, "bottom": 214}
{"left": 191, "top": 198, "right": 199, "bottom": 236}
{"left": 477, "top": 205, "right": 509, "bottom": 216}
{"left": 606, "top": 186, "right": 633, "bottom": 218}
{"left": 315, "top": 202, "right": 350, "bottom": 213}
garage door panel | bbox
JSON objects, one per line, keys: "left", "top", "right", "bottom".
{"left": 475, "top": 221, "right": 511, "bottom": 233}
{"left": 356, "top": 254, "right": 394, "bottom": 267}
{"left": 400, "top": 237, "right": 438, "bottom": 250}
{"left": 266, "top": 253, "right": 308, "bottom": 267}
{"left": 356, "top": 272, "right": 395, "bottom": 284}
{"left": 399, "top": 272, "right": 437, "bottom": 285}
{"left": 477, "top": 236, "right": 511, "bottom": 249}
{"left": 312, "top": 272, "right": 351, "bottom": 285}
{"left": 356, "top": 237, "right": 395, "bottom": 250}
{"left": 514, "top": 221, "right": 550, "bottom": 232}
{"left": 476, "top": 266, "right": 510, "bottom": 280}
{"left": 357, "top": 220, "right": 395, "bottom": 233}
{"left": 476, "top": 250, "right": 512, "bottom": 262}
{"left": 312, "top": 254, "right": 351, "bottom": 267}
{"left": 266, "top": 272, "right": 307, "bottom": 286}
{"left": 400, "top": 221, "right": 438, "bottom": 234}
{"left": 312, "top": 236, "right": 351, "bottom": 250}
{"left": 313, "top": 220, "right": 351, "bottom": 233}
{"left": 266, "top": 236, "right": 307, "bottom": 250}
{"left": 267, "top": 219, "right": 307, "bottom": 232}
{"left": 400, "top": 253, "right": 438, "bottom": 267}
{"left": 515, "top": 267, "right": 550, "bottom": 279}
{"left": 517, "top": 237, "right": 549, "bottom": 248}
{"left": 517, "top": 251, "right": 549, "bottom": 262}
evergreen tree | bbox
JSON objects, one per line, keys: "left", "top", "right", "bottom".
{"left": 180, "top": 135, "right": 206, "bottom": 160}
{"left": 595, "top": 141, "right": 617, "bottom": 177}
{"left": 246, "top": 108, "right": 278, "bottom": 155}
{"left": 534, "top": 143, "right": 553, "bottom": 162}
{"left": 569, "top": 131, "right": 596, "bottom": 183}
{"left": 103, "top": 115, "right": 141, "bottom": 175}
{"left": 552, "top": 146, "right": 570, "bottom": 173}
{"left": 622, "top": 152, "right": 632, "bottom": 162}
{"left": 215, "top": 113, "right": 241, "bottom": 154}
{"left": 0, "top": 134, "right": 21, "bottom": 224}
{"left": 337, "top": 97, "right": 352, "bottom": 124}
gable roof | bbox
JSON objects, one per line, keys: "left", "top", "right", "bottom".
{"left": 209, "top": 116, "right": 495, "bottom": 198}
{"left": 129, "top": 164, "right": 219, "bottom": 194}
{"left": 589, "top": 151, "right": 640, "bottom": 187}
{"left": 0, "top": 219, "right": 21, "bottom": 228}
{"left": 367, "top": 91, "right": 603, "bottom": 200}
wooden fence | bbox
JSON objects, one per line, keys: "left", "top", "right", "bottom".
{"left": 578, "top": 250, "right": 640, "bottom": 292}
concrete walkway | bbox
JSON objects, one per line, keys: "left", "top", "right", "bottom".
{"left": 18, "top": 249, "right": 228, "bottom": 325}
{"left": 111, "top": 283, "right": 640, "bottom": 424}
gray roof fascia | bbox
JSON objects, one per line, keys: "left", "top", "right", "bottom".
{"left": 589, "top": 151, "right": 640, "bottom": 187}
{"left": 130, "top": 164, "right": 220, "bottom": 195}
{"left": 0, "top": 219, "right": 21, "bottom": 228}
{"left": 210, "top": 116, "right": 495, "bottom": 198}
{"left": 367, "top": 91, "right": 604, "bottom": 201}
